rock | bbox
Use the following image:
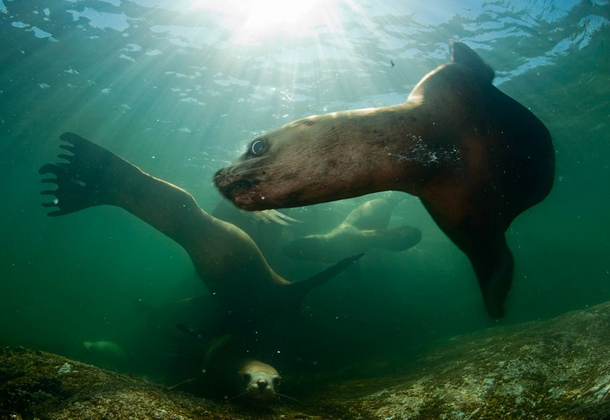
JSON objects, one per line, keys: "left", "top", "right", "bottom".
{"left": 312, "top": 301, "right": 610, "bottom": 419}
{"left": 1, "top": 302, "right": 610, "bottom": 419}
{"left": 0, "top": 347, "right": 302, "bottom": 420}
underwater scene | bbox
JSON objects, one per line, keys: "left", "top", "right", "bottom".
{"left": 1, "top": 0, "right": 609, "bottom": 418}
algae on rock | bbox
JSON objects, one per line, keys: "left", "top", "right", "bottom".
{"left": 2, "top": 302, "right": 610, "bottom": 419}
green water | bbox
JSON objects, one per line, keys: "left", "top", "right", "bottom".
{"left": 1, "top": 0, "right": 609, "bottom": 390}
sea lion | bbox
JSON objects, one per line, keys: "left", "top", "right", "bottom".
{"left": 39, "top": 134, "right": 362, "bottom": 331}
{"left": 211, "top": 198, "right": 288, "bottom": 264}
{"left": 82, "top": 340, "right": 126, "bottom": 358}
{"left": 284, "top": 196, "right": 422, "bottom": 263}
{"left": 214, "top": 42, "right": 555, "bottom": 318}
{"left": 170, "top": 331, "right": 283, "bottom": 403}
{"left": 199, "top": 334, "right": 282, "bottom": 403}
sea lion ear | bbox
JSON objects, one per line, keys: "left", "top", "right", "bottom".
{"left": 450, "top": 41, "right": 495, "bottom": 84}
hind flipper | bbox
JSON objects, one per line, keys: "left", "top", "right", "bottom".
{"left": 290, "top": 253, "right": 365, "bottom": 299}
{"left": 370, "top": 225, "right": 422, "bottom": 252}
{"left": 451, "top": 41, "right": 494, "bottom": 83}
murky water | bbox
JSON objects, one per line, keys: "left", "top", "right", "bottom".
{"left": 0, "top": 0, "right": 609, "bottom": 401}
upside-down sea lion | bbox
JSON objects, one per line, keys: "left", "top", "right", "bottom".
{"left": 284, "top": 196, "right": 422, "bottom": 263}
{"left": 39, "top": 134, "right": 362, "bottom": 330}
{"left": 214, "top": 42, "right": 555, "bottom": 318}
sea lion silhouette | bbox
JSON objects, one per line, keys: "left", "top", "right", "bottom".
{"left": 214, "top": 42, "right": 555, "bottom": 318}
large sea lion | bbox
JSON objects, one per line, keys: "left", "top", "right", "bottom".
{"left": 284, "top": 196, "right": 422, "bottom": 263}
{"left": 39, "top": 134, "right": 362, "bottom": 331}
{"left": 214, "top": 42, "right": 555, "bottom": 318}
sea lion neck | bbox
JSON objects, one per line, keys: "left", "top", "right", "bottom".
{"left": 214, "top": 102, "right": 440, "bottom": 210}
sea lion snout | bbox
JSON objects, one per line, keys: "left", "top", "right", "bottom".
{"left": 257, "top": 380, "right": 268, "bottom": 390}
{"left": 213, "top": 167, "right": 235, "bottom": 193}
{"left": 214, "top": 167, "right": 265, "bottom": 210}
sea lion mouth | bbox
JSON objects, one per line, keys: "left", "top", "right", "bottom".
{"left": 245, "top": 387, "right": 276, "bottom": 402}
{"left": 214, "top": 167, "right": 268, "bottom": 211}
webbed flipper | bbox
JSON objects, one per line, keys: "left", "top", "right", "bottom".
{"left": 290, "top": 253, "right": 365, "bottom": 300}
{"left": 39, "top": 132, "right": 136, "bottom": 216}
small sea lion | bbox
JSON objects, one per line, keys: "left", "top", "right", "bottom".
{"left": 284, "top": 196, "right": 422, "bottom": 263}
{"left": 82, "top": 340, "right": 126, "bottom": 358}
{"left": 39, "top": 134, "right": 362, "bottom": 330}
{"left": 214, "top": 42, "right": 555, "bottom": 318}
{"left": 200, "top": 335, "right": 281, "bottom": 403}
{"left": 79, "top": 339, "right": 128, "bottom": 370}
{"left": 170, "top": 331, "right": 283, "bottom": 403}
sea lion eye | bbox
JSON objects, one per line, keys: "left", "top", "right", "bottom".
{"left": 242, "top": 373, "right": 251, "bottom": 382}
{"left": 273, "top": 377, "right": 281, "bottom": 386}
{"left": 249, "top": 139, "right": 267, "bottom": 156}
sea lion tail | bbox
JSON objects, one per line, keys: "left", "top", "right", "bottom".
{"left": 290, "top": 254, "right": 365, "bottom": 298}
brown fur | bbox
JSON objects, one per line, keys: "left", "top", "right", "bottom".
{"left": 39, "top": 134, "right": 360, "bottom": 330}
{"left": 214, "top": 42, "right": 555, "bottom": 318}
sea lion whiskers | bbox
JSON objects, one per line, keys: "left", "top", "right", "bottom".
{"left": 250, "top": 209, "right": 300, "bottom": 225}
{"left": 227, "top": 162, "right": 277, "bottom": 177}
{"left": 275, "top": 392, "right": 302, "bottom": 405}
{"left": 225, "top": 391, "right": 248, "bottom": 402}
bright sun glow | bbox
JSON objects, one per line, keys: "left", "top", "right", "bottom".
{"left": 191, "top": 0, "right": 345, "bottom": 42}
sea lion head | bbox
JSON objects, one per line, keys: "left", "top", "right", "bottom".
{"left": 214, "top": 114, "right": 383, "bottom": 211}
{"left": 238, "top": 360, "right": 281, "bottom": 403}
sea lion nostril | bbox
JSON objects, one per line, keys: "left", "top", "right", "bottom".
{"left": 257, "top": 380, "right": 268, "bottom": 390}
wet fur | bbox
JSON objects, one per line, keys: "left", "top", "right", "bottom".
{"left": 39, "top": 133, "right": 360, "bottom": 332}
{"left": 215, "top": 42, "right": 555, "bottom": 318}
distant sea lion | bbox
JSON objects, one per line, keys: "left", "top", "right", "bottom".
{"left": 214, "top": 42, "right": 555, "bottom": 318}
{"left": 39, "top": 134, "right": 362, "bottom": 331}
{"left": 200, "top": 335, "right": 282, "bottom": 403}
{"left": 82, "top": 340, "right": 126, "bottom": 358}
{"left": 284, "top": 196, "right": 422, "bottom": 263}
{"left": 171, "top": 332, "right": 283, "bottom": 403}
{"left": 79, "top": 339, "right": 127, "bottom": 371}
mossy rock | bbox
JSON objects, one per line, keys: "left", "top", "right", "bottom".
{"left": 2, "top": 302, "right": 610, "bottom": 419}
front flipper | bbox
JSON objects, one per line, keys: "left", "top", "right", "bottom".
{"left": 421, "top": 196, "right": 515, "bottom": 319}
{"left": 470, "top": 236, "right": 514, "bottom": 319}
{"left": 39, "top": 132, "right": 136, "bottom": 216}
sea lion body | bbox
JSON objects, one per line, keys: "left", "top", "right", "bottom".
{"left": 284, "top": 197, "right": 422, "bottom": 263}
{"left": 215, "top": 42, "right": 555, "bottom": 318}
{"left": 39, "top": 134, "right": 361, "bottom": 332}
